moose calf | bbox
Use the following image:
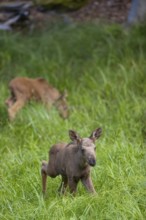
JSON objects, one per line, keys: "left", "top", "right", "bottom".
{"left": 5, "top": 77, "right": 68, "bottom": 120}
{"left": 41, "top": 127, "right": 102, "bottom": 195}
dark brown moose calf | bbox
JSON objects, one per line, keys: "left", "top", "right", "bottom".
{"left": 41, "top": 127, "right": 102, "bottom": 195}
{"left": 5, "top": 77, "right": 68, "bottom": 121}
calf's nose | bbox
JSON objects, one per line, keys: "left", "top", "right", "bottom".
{"left": 88, "top": 158, "right": 96, "bottom": 166}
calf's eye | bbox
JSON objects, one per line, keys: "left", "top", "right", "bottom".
{"left": 81, "top": 148, "right": 85, "bottom": 153}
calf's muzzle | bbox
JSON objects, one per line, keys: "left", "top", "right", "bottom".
{"left": 88, "top": 158, "right": 96, "bottom": 166}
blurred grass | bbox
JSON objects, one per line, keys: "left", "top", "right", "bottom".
{"left": 0, "top": 23, "right": 146, "bottom": 220}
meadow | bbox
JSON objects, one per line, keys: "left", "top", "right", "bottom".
{"left": 0, "top": 23, "right": 146, "bottom": 220}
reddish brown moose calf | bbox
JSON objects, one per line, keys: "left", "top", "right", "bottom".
{"left": 41, "top": 127, "right": 102, "bottom": 195}
{"left": 5, "top": 77, "right": 68, "bottom": 121}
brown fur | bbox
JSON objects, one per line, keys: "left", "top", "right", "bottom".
{"left": 5, "top": 77, "right": 69, "bottom": 120}
{"left": 41, "top": 128, "right": 102, "bottom": 195}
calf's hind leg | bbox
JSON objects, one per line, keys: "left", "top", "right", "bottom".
{"left": 41, "top": 161, "right": 48, "bottom": 194}
{"left": 8, "top": 99, "right": 26, "bottom": 121}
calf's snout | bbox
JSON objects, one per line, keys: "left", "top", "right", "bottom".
{"left": 88, "top": 158, "right": 96, "bottom": 166}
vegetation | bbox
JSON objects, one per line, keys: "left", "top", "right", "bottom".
{"left": 0, "top": 23, "right": 146, "bottom": 220}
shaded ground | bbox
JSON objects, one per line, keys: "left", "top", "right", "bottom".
{"left": 65, "top": 0, "right": 131, "bottom": 23}
{"left": 30, "top": 0, "right": 131, "bottom": 26}
{"left": 0, "top": 0, "right": 132, "bottom": 30}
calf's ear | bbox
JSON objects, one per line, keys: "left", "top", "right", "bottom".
{"left": 69, "top": 130, "right": 81, "bottom": 142}
{"left": 57, "top": 90, "right": 68, "bottom": 101}
{"left": 62, "top": 90, "right": 68, "bottom": 98}
{"left": 89, "top": 127, "right": 102, "bottom": 142}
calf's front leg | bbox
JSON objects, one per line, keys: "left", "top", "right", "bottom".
{"left": 58, "top": 175, "right": 68, "bottom": 194}
{"left": 81, "top": 176, "right": 96, "bottom": 194}
{"left": 68, "top": 177, "right": 79, "bottom": 195}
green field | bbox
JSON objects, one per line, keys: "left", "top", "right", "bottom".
{"left": 0, "top": 23, "right": 146, "bottom": 220}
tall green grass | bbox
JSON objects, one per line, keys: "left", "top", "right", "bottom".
{"left": 0, "top": 23, "right": 146, "bottom": 219}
